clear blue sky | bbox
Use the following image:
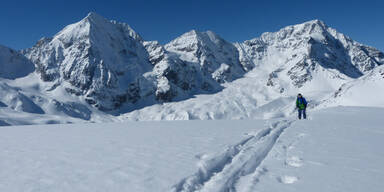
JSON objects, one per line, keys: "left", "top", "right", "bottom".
{"left": 1, "top": 0, "right": 383, "bottom": 51}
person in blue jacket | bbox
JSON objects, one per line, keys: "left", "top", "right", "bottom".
{"left": 296, "top": 93, "right": 307, "bottom": 119}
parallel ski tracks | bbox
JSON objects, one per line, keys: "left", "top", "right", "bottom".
{"left": 171, "top": 119, "right": 294, "bottom": 192}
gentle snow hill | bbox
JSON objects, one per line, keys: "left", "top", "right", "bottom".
{"left": 0, "top": 45, "right": 35, "bottom": 79}
{"left": 1, "top": 106, "right": 383, "bottom": 192}
{"left": 0, "top": 72, "right": 117, "bottom": 126}
{"left": 320, "top": 64, "right": 384, "bottom": 108}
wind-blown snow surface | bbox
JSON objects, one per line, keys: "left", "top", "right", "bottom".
{"left": 1, "top": 107, "right": 383, "bottom": 192}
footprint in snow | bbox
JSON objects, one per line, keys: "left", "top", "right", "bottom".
{"left": 285, "top": 156, "right": 303, "bottom": 167}
{"left": 278, "top": 175, "right": 299, "bottom": 184}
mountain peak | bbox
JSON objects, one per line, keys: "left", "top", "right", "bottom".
{"left": 82, "top": 12, "right": 110, "bottom": 26}
{"left": 306, "top": 19, "right": 325, "bottom": 25}
{"left": 52, "top": 12, "right": 143, "bottom": 45}
{"left": 191, "top": 30, "right": 219, "bottom": 38}
{"left": 86, "top": 12, "right": 99, "bottom": 18}
{"left": 179, "top": 30, "right": 201, "bottom": 38}
{"left": 170, "top": 30, "right": 224, "bottom": 46}
{"left": 303, "top": 19, "right": 328, "bottom": 29}
{"left": 85, "top": 12, "right": 107, "bottom": 20}
{"left": 53, "top": 12, "right": 110, "bottom": 41}
{"left": 285, "top": 19, "right": 328, "bottom": 34}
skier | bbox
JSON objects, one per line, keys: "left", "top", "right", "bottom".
{"left": 296, "top": 93, "right": 307, "bottom": 119}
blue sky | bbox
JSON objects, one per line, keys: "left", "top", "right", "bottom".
{"left": 1, "top": 0, "right": 383, "bottom": 51}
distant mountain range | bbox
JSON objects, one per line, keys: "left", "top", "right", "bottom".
{"left": 0, "top": 12, "right": 383, "bottom": 125}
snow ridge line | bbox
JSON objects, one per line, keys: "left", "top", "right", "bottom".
{"left": 171, "top": 119, "right": 293, "bottom": 192}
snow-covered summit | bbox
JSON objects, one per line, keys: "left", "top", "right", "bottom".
{"left": 23, "top": 12, "right": 152, "bottom": 111}
{"left": 137, "top": 29, "right": 248, "bottom": 104}
{"left": 236, "top": 19, "right": 383, "bottom": 93}
{"left": 165, "top": 30, "right": 245, "bottom": 83}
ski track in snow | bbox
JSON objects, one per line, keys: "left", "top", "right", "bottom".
{"left": 171, "top": 119, "right": 294, "bottom": 192}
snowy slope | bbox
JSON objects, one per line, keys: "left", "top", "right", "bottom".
{"left": 0, "top": 73, "right": 116, "bottom": 125}
{"left": 0, "top": 81, "right": 44, "bottom": 114}
{"left": 0, "top": 45, "right": 34, "bottom": 79}
{"left": 321, "top": 64, "right": 384, "bottom": 107}
{"left": 120, "top": 69, "right": 298, "bottom": 121}
{"left": 1, "top": 107, "right": 383, "bottom": 191}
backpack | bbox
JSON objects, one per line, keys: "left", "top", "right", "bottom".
{"left": 296, "top": 97, "right": 307, "bottom": 109}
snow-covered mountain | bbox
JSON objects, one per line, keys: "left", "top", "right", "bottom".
{"left": 0, "top": 13, "right": 383, "bottom": 125}
{"left": 142, "top": 30, "right": 246, "bottom": 103}
{"left": 22, "top": 13, "right": 247, "bottom": 112}
{"left": 23, "top": 12, "right": 153, "bottom": 111}
{"left": 121, "top": 20, "right": 384, "bottom": 121}
{"left": 165, "top": 30, "right": 245, "bottom": 83}
{"left": 0, "top": 45, "right": 34, "bottom": 79}
{"left": 236, "top": 20, "right": 383, "bottom": 92}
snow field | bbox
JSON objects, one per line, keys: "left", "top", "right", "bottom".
{"left": 0, "top": 120, "right": 264, "bottom": 192}
{"left": 1, "top": 106, "right": 383, "bottom": 191}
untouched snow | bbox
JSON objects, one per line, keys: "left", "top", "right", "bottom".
{"left": 0, "top": 45, "right": 35, "bottom": 79}
{"left": 321, "top": 65, "right": 384, "bottom": 108}
{"left": 1, "top": 106, "right": 383, "bottom": 191}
